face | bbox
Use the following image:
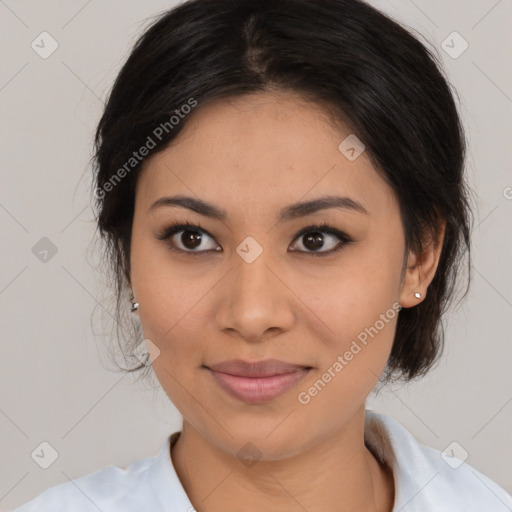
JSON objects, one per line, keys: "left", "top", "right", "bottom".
{"left": 130, "top": 91, "right": 412, "bottom": 459}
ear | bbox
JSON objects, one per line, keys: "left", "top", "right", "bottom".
{"left": 399, "top": 220, "right": 446, "bottom": 308}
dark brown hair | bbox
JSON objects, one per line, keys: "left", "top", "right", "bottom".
{"left": 92, "top": 0, "right": 473, "bottom": 383}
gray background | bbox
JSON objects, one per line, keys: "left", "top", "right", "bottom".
{"left": 1, "top": 0, "right": 511, "bottom": 509}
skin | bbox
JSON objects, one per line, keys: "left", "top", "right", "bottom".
{"left": 129, "top": 90, "right": 445, "bottom": 512}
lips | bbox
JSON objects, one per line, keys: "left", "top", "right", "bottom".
{"left": 206, "top": 358, "right": 312, "bottom": 378}
{"left": 204, "top": 359, "right": 312, "bottom": 404}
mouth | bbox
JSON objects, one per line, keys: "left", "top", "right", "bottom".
{"left": 203, "top": 359, "right": 313, "bottom": 404}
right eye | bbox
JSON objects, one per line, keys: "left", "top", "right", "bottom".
{"left": 155, "top": 221, "right": 221, "bottom": 255}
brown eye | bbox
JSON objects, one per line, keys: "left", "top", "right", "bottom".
{"left": 156, "top": 222, "right": 220, "bottom": 254}
{"left": 293, "top": 231, "right": 340, "bottom": 252}
{"left": 302, "top": 231, "right": 328, "bottom": 251}
{"left": 168, "top": 227, "right": 219, "bottom": 252}
{"left": 156, "top": 221, "right": 352, "bottom": 257}
{"left": 178, "top": 228, "right": 204, "bottom": 250}
{"left": 290, "top": 224, "right": 353, "bottom": 257}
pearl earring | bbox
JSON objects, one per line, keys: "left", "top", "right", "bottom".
{"left": 414, "top": 292, "right": 421, "bottom": 299}
{"left": 130, "top": 295, "right": 139, "bottom": 312}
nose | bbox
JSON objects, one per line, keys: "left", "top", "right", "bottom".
{"left": 215, "top": 252, "right": 295, "bottom": 344}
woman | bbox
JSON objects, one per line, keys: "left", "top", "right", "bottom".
{"left": 11, "top": 0, "right": 512, "bottom": 510}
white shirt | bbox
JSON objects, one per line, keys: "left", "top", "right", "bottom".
{"left": 10, "top": 410, "right": 512, "bottom": 511}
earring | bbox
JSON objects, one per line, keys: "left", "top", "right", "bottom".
{"left": 414, "top": 292, "right": 421, "bottom": 299}
{"left": 130, "top": 294, "right": 139, "bottom": 312}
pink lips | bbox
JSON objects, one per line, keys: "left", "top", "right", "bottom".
{"left": 205, "top": 359, "right": 312, "bottom": 404}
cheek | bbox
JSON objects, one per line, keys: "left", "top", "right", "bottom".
{"left": 300, "top": 231, "right": 404, "bottom": 379}
{"left": 133, "top": 268, "right": 211, "bottom": 418}
{"left": 294, "top": 272, "right": 400, "bottom": 425}
{"left": 308, "top": 243, "right": 402, "bottom": 333}
{"left": 135, "top": 278, "right": 210, "bottom": 363}
{"left": 130, "top": 226, "right": 209, "bottom": 361}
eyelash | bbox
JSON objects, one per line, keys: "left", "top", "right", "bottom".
{"left": 155, "top": 219, "right": 354, "bottom": 258}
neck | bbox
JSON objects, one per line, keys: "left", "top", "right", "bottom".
{"left": 170, "top": 406, "right": 395, "bottom": 512}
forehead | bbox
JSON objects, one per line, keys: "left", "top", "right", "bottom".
{"left": 136, "top": 91, "right": 399, "bottom": 223}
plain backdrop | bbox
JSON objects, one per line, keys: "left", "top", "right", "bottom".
{"left": 1, "top": 0, "right": 511, "bottom": 509}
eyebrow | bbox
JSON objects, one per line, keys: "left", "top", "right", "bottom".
{"left": 148, "top": 194, "right": 369, "bottom": 222}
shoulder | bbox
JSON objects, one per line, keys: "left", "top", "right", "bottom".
{"left": 9, "top": 460, "right": 158, "bottom": 512}
{"left": 365, "top": 410, "right": 512, "bottom": 512}
{"left": 9, "top": 435, "right": 184, "bottom": 512}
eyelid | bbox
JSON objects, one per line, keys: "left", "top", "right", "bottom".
{"left": 292, "top": 223, "right": 351, "bottom": 242}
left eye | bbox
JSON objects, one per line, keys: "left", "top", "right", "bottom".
{"left": 290, "top": 228, "right": 348, "bottom": 254}
{"left": 156, "top": 222, "right": 353, "bottom": 256}
{"left": 289, "top": 224, "right": 353, "bottom": 256}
